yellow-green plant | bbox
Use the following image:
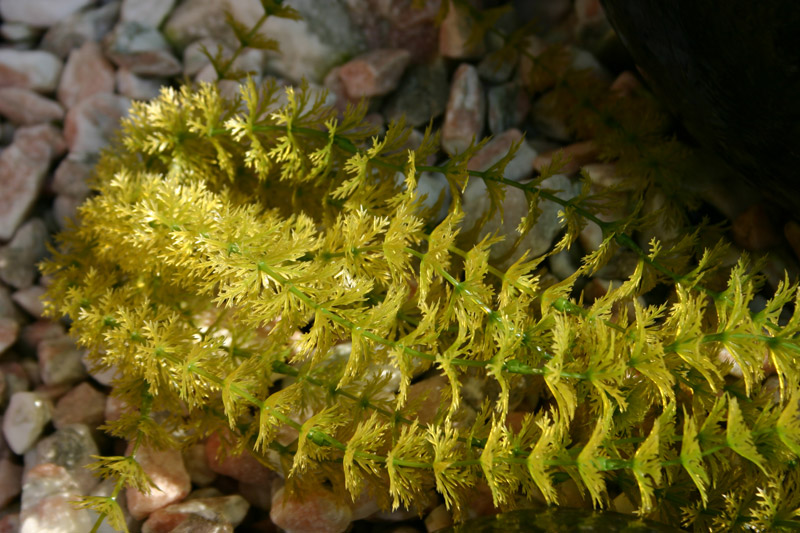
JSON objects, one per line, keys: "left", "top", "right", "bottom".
{"left": 42, "top": 1, "right": 800, "bottom": 531}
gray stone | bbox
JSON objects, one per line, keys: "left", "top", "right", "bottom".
{"left": 0, "top": 457, "right": 23, "bottom": 508}
{"left": 0, "top": 49, "right": 63, "bottom": 93}
{"left": 24, "top": 424, "right": 100, "bottom": 494}
{"left": 439, "top": 0, "right": 485, "bottom": 59}
{"left": 466, "top": 129, "right": 537, "bottom": 182}
{"left": 338, "top": 48, "right": 411, "bottom": 99}
{"left": 11, "top": 285, "right": 47, "bottom": 319}
{"left": 116, "top": 68, "right": 167, "bottom": 100}
{"left": 0, "top": 317, "right": 20, "bottom": 355}
{"left": 126, "top": 444, "right": 192, "bottom": 521}
{"left": 461, "top": 173, "right": 577, "bottom": 268}
{"left": 270, "top": 486, "right": 353, "bottom": 533}
{"left": 0, "top": 218, "right": 49, "bottom": 290}
{"left": 0, "top": 88, "right": 64, "bottom": 125}
{"left": 487, "top": 82, "right": 530, "bottom": 135}
{"left": 2, "top": 391, "right": 53, "bottom": 454}
{"left": 0, "top": 0, "right": 95, "bottom": 28}
{"left": 0, "top": 22, "right": 41, "bottom": 44}
{"left": 121, "top": 0, "right": 176, "bottom": 28}
{"left": 53, "top": 382, "right": 107, "bottom": 430}
{"left": 105, "top": 21, "right": 182, "bottom": 76}
{"left": 382, "top": 57, "right": 449, "bottom": 128}
{"left": 41, "top": 1, "right": 121, "bottom": 59}
{"left": 63, "top": 92, "right": 131, "bottom": 157}
{"left": 37, "top": 336, "right": 88, "bottom": 387}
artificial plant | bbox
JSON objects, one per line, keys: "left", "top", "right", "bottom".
{"left": 41, "top": 1, "right": 800, "bottom": 531}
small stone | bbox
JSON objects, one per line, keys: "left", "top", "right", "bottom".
{"left": 0, "top": 49, "right": 62, "bottom": 93}
{"left": 574, "top": 0, "right": 612, "bottom": 51}
{"left": 116, "top": 68, "right": 167, "bottom": 100}
{"left": 0, "top": 285, "right": 24, "bottom": 321}
{"left": 441, "top": 63, "right": 485, "bottom": 155}
{"left": 63, "top": 92, "right": 131, "bottom": 157}
{"left": 610, "top": 71, "right": 641, "bottom": 96}
{"left": 534, "top": 140, "right": 599, "bottom": 176}
{"left": 338, "top": 48, "right": 411, "bottom": 99}
{"left": 530, "top": 92, "right": 572, "bottom": 142}
{"left": 0, "top": 318, "right": 20, "bottom": 355}
{"left": 0, "top": 0, "right": 95, "bottom": 28}
{"left": 0, "top": 88, "right": 64, "bottom": 125}
{"left": 105, "top": 394, "right": 129, "bottom": 423}
{"left": 162, "top": 0, "right": 238, "bottom": 50}
{"left": 105, "top": 22, "right": 182, "bottom": 76}
{"left": 52, "top": 156, "right": 94, "bottom": 198}
{"left": 383, "top": 57, "right": 449, "bottom": 128}
{"left": 785, "top": 221, "right": 800, "bottom": 263}
{"left": 53, "top": 382, "right": 107, "bottom": 430}
{"left": 270, "top": 486, "right": 353, "bottom": 533}
{"left": 0, "top": 22, "right": 41, "bottom": 43}
{"left": 415, "top": 171, "right": 451, "bottom": 223}
{"left": 88, "top": 478, "right": 139, "bottom": 533}
{"left": 461, "top": 173, "right": 577, "bottom": 268}
{"left": 182, "top": 443, "right": 217, "bottom": 487}
{"left": 126, "top": 444, "right": 192, "bottom": 521}
{"left": 0, "top": 124, "right": 66, "bottom": 240}
{"left": 2, "top": 391, "right": 53, "bottom": 454}
{"left": 58, "top": 41, "right": 115, "bottom": 108}
{"left": 486, "top": 82, "right": 529, "bottom": 135}
{"left": 0, "top": 514, "right": 20, "bottom": 533}
{"left": 142, "top": 493, "right": 250, "bottom": 533}
{"left": 41, "top": 2, "right": 121, "bottom": 59}
{"left": 425, "top": 503, "right": 453, "bottom": 532}
{"left": 406, "top": 374, "right": 449, "bottom": 425}
{"left": 0, "top": 361, "right": 31, "bottom": 397}
{"left": 182, "top": 38, "right": 223, "bottom": 79}
{"left": 0, "top": 218, "right": 49, "bottom": 289}
{"left": 20, "top": 463, "right": 92, "bottom": 533}
{"left": 25, "top": 424, "right": 99, "bottom": 494}
{"left": 205, "top": 432, "right": 275, "bottom": 485}
{"left": 239, "top": 480, "right": 276, "bottom": 513}
{"left": 477, "top": 49, "right": 517, "bottom": 83}
{"left": 19, "top": 320, "right": 66, "bottom": 352}
{"left": 439, "top": 0, "right": 485, "bottom": 59}
{"left": 612, "top": 492, "right": 636, "bottom": 514}
{"left": 349, "top": 489, "right": 380, "bottom": 521}
{"left": 512, "top": 0, "right": 572, "bottom": 32}
{"left": 732, "top": 203, "right": 782, "bottom": 251}
{"left": 82, "top": 352, "right": 118, "bottom": 387}
{"left": 37, "top": 335, "right": 88, "bottom": 387}
{"left": 121, "top": 0, "right": 176, "bottom": 28}
{"left": 467, "top": 128, "right": 537, "bottom": 182}
{"left": 0, "top": 458, "right": 23, "bottom": 508}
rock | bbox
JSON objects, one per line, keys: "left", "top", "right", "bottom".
{"left": 731, "top": 203, "right": 782, "bottom": 251}
{"left": 37, "top": 335, "right": 88, "bottom": 386}
{"left": 63, "top": 92, "right": 131, "bottom": 157}
{"left": 383, "top": 57, "right": 449, "bottom": 128}
{"left": 0, "top": 88, "right": 64, "bottom": 125}
{"left": 0, "top": 49, "right": 63, "bottom": 93}
{"left": 2, "top": 391, "right": 53, "bottom": 454}
{"left": 425, "top": 503, "right": 453, "bottom": 532}
{"left": 105, "top": 22, "right": 182, "bottom": 76}
{"left": 439, "top": 0, "right": 485, "bottom": 59}
{"left": 466, "top": 129, "right": 537, "bottom": 182}
{"left": 441, "top": 63, "right": 485, "bottom": 155}
{"left": 141, "top": 494, "right": 250, "bottom": 533}
{"left": 415, "top": 171, "right": 451, "bottom": 223}
{"left": 512, "top": 0, "right": 572, "bottom": 32}
{"left": 0, "top": 457, "right": 23, "bottom": 508}
{"left": 270, "top": 486, "right": 353, "bottom": 533}
{"left": 486, "top": 82, "right": 530, "bottom": 136}
{"left": 0, "top": 361, "right": 31, "bottom": 397}
{"left": 20, "top": 463, "right": 92, "bottom": 533}
{"left": 58, "top": 41, "right": 115, "bottom": 108}
{"left": 40, "top": 2, "right": 121, "bottom": 59}
{"left": 406, "top": 374, "right": 449, "bottom": 425}
{"left": 237, "top": 480, "right": 272, "bottom": 512}
{"left": 182, "top": 443, "right": 217, "bottom": 487}
{"left": 182, "top": 39, "right": 223, "bottom": 79}
{"left": 533, "top": 140, "right": 599, "bottom": 176}
{"left": 53, "top": 382, "right": 107, "bottom": 430}
{"left": 0, "top": 318, "right": 20, "bottom": 355}
{"left": 461, "top": 173, "right": 577, "bottom": 267}
{"left": 166, "top": 0, "right": 366, "bottom": 84}
{"left": 52, "top": 156, "right": 94, "bottom": 198}
{"left": 205, "top": 432, "right": 275, "bottom": 485}
{"left": 0, "top": 0, "right": 95, "bottom": 28}
{"left": 0, "top": 285, "right": 23, "bottom": 321}
{"left": 477, "top": 49, "right": 517, "bottom": 83}
{"left": 87, "top": 478, "right": 139, "bottom": 533}
{"left": 610, "top": 70, "right": 641, "bottom": 96}
{"left": 338, "top": 48, "right": 411, "bottom": 99}
{"left": 530, "top": 92, "right": 572, "bottom": 142}
{"left": 116, "top": 68, "right": 166, "bottom": 100}
{"left": 121, "top": 0, "right": 176, "bottom": 28}
{"left": 0, "top": 514, "right": 20, "bottom": 533}
{"left": 0, "top": 218, "right": 49, "bottom": 290}
{"left": 785, "top": 221, "right": 800, "bottom": 263}
{"left": 25, "top": 424, "right": 99, "bottom": 494}
{"left": 0, "top": 125, "right": 65, "bottom": 241}
{"left": 0, "top": 22, "right": 41, "bottom": 44}
{"left": 20, "top": 321, "right": 65, "bottom": 355}
{"left": 573, "top": 0, "right": 612, "bottom": 51}
{"left": 126, "top": 444, "right": 192, "bottom": 521}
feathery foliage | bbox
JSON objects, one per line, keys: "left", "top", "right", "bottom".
{"left": 42, "top": 1, "right": 800, "bottom": 531}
